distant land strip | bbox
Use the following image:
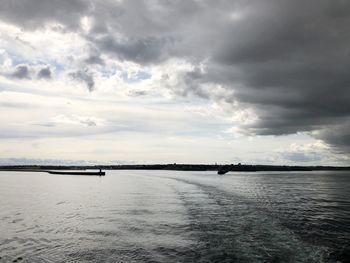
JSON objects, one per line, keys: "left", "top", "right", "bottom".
{"left": 1, "top": 164, "right": 350, "bottom": 172}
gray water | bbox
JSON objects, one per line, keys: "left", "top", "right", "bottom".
{"left": 0, "top": 170, "right": 350, "bottom": 263}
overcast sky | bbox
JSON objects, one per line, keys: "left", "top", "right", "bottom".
{"left": 0, "top": 0, "right": 349, "bottom": 165}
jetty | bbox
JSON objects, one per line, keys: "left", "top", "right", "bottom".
{"left": 47, "top": 169, "right": 105, "bottom": 176}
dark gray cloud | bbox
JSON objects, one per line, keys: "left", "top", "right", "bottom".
{"left": 94, "top": 35, "right": 171, "bottom": 64}
{"left": 1, "top": 0, "right": 350, "bottom": 154}
{"left": 170, "top": 0, "right": 350, "bottom": 153}
{"left": 83, "top": 46, "right": 105, "bottom": 65}
{"left": 0, "top": 0, "right": 89, "bottom": 30}
{"left": 69, "top": 69, "right": 95, "bottom": 91}
{"left": 2, "top": 64, "right": 52, "bottom": 80}
{"left": 11, "top": 64, "right": 31, "bottom": 79}
{"left": 37, "top": 66, "right": 52, "bottom": 79}
{"left": 317, "top": 122, "right": 350, "bottom": 154}
{"left": 84, "top": 54, "right": 104, "bottom": 65}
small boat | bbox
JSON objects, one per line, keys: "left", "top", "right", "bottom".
{"left": 47, "top": 169, "right": 105, "bottom": 176}
{"left": 217, "top": 167, "right": 229, "bottom": 175}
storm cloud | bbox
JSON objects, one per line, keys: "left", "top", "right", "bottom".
{"left": 0, "top": 0, "right": 89, "bottom": 30}
{"left": 1, "top": 0, "right": 350, "bottom": 154}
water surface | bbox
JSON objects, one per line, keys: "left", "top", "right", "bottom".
{"left": 1, "top": 170, "right": 349, "bottom": 262}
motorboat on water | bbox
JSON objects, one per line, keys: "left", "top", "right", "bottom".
{"left": 217, "top": 166, "right": 229, "bottom": 175}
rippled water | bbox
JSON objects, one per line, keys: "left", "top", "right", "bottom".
{"left": 1, "top": 170, "right": 350, "bottom": 262}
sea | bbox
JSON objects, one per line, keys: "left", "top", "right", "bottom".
{"left": 0, "top": 170, "right": 349, "bottom": 262}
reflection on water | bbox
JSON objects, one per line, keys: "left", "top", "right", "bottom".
{"left": 0, "top": 170, "right": 350, "bottom": 262}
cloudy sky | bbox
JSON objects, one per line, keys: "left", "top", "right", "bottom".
{"left": 0, "top": 0, "right": 349, "bottom": 165}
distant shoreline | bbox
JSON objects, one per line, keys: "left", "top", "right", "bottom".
{"left": 1, "top": 164, "right": 350, "bottom": 173}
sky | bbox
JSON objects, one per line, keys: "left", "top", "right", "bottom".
{"left": 0, "top": 0, "right": 350, "bottom": 165}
